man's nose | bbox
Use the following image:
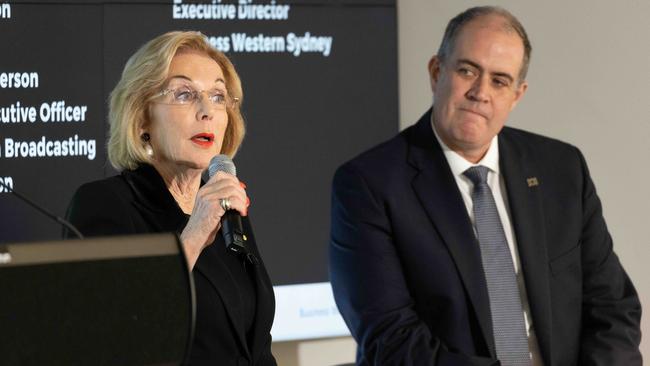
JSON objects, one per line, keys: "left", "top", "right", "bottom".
{"left": 466, "top": 76, "right": 489, "bottom": 102}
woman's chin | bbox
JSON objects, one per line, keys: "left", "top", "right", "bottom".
{"left": 186, "top": 153, "right": 217, "bottom": 170}
{"left": 157, "top": 159, "right": 209, "bottom": 174}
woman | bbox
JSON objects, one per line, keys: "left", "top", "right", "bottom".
{"left": 64, "top": 31, "right": 276, "bottom": 365}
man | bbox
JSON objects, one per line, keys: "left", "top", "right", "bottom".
{"left": 330, "top": 6, "right": 641, "bottom": 366}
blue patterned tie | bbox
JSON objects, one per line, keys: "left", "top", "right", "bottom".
{"left": 464, "top": 166, "right": 531, "bottom": 366}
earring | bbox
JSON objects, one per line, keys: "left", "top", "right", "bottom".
{"left": 141, "top": 133, "right": 153, "bottom": 157}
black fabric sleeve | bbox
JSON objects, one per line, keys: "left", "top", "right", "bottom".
{"left": 63, "top": 179, "right": 137, "bottom": 238}
{"left": 575, "top": 148, "right": 642, "bottom": 365}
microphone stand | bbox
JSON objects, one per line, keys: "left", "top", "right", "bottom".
{"left": 0, "top": 179, "right": 84, "bottom": 239}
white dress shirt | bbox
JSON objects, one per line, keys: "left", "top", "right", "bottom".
{"left": 431, "top": 119, "right": 543, "bottom": 365}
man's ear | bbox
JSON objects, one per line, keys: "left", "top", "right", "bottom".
{"left": 428, "top": 55, "right": 442, "bottom": 92}
{"left": 510, "top": 80, "right": 529, "bottom": 111}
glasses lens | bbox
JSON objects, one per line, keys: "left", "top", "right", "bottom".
{"left": 157, "top": 85, "right": 235, "bottom": 109}
{"left": 172, "top": 86, "right": 195, "bottom": 104}
{"left": 207, "top": 91, "right": 227, "bottom": 108}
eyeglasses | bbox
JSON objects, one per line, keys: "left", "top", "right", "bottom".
{"left": 153, "top": 84, "right": 239, "bottom": 109}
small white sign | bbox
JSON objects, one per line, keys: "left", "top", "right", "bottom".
{"left": 272, "top": 282, "right": 350, "bottom": 341}
{"left": 0, "top": 252, "right": 12, "bottom": 264}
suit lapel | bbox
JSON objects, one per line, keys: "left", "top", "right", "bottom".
{"left": 123, "top": 164, "right": 251, "bottom": 356}
{"left": 194, "top": 241, "right": 251, "bottom": 356}
{"left": 407, "top": 112, "right": 496, "bottom": 357}
{"left": 499, "top": 130, "right": 552, "bottom": 364}
{"left": 247, "top": 262, "right": 274, "bottom": 359}
{"left": 243, "top": 218, "right": 276, "bottom": 360}
{"left": 123, "top": 164, "right": 187, "bottom": 232}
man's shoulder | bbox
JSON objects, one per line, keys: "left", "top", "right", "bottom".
{"left": 500, "top": 126, "right": 581, "bottom": 160}
{"left": 337, "top": 125, "right": 413, "bottom": 177}
{"left": 343, "top": 110, "right": 434, "bottom": 169}
{"left": 499, "top": 126, "right": 590, "bottom": 188}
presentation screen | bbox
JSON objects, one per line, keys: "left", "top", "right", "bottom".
{"left": 0, "top": 0, "right": 397, "bottom": 341}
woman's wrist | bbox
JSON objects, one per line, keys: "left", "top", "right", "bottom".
{"left": 180, "top": 228, "right": 205, "bottom": 269}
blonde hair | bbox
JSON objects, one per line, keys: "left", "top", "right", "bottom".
{"left": 108, "top": 31, "right": 245, "bottom": 171}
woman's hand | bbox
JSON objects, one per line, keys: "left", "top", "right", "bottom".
{"left": 180, "top": 171, "right": 249, "bottom": 269}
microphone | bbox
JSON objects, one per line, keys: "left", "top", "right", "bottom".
{"left": 207, "top": 155, "right": 248, "bottom": 256}
{"left": 0, "top": 179, "right": 84, "bottom": 239}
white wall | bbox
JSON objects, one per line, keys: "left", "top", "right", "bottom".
{"left": 399, "top": 0, "right": 650, "bottom": 357}
{"left": 274, "top": 1, "right": 650, "bottom": 364}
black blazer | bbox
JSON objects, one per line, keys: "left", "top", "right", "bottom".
{"left": 65, "top": 164, "right": 277, "bottom": 366}
{"left": 330, "top": 110, "right": 642, "bottom": 365}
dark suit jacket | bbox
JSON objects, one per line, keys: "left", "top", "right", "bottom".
{"left": 65, "top": 164, "right": 277, "bottom": 366}
{"left": 330, "top": 110, "right": 641, "bottom": 366}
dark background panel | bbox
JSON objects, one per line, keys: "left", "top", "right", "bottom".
{"left": 1, "top": 0, "right": 397, "bottom": 286}
{"left": 231, "top": 4, "right": 398, "bottom": 284}
{"left": 0, "top": 3, "right": 105, "bottom": 243}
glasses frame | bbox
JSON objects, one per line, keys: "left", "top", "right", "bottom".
{"left": 152, "top": 84, "right": 239, "bottom": 109}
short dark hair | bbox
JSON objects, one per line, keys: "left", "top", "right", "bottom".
{"left": 437, "top": 6, "right": 532, "bottom": 82}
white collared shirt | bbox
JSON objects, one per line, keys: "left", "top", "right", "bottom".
{"left": 430, "top": 118, "right": 542, "bottom": 365}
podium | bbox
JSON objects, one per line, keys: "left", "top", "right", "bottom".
{"left": 0, "top": 233, "right": 195, "bottom": 366}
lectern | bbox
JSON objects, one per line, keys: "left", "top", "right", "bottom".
{"left": 0, "top": 233, "right": 195, "bottom": 366}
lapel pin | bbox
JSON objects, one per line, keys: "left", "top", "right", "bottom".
{"left": 526, "top": 177, "right": 539, "bottom": 187}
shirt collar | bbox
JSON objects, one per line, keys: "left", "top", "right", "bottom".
{"left": 430, "top": 113, "right": 500, "bottom": 177}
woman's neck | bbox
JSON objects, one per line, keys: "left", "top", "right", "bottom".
{"left": 152, "top": 162, "right": 202, "bottom": 214}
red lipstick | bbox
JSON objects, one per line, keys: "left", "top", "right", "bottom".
{"left": 191, "top": 133, "right": 215, "bottom": 148}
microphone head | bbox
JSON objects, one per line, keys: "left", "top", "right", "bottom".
{"left": 208, "top": 154, "right": 237, "bottom": 178}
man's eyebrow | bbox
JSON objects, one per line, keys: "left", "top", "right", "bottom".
{"left": 456, "top": 58, "right": 483, "bottom": 72}
{"left": 456, "top": 59, "right": 515, "bottom": 83}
